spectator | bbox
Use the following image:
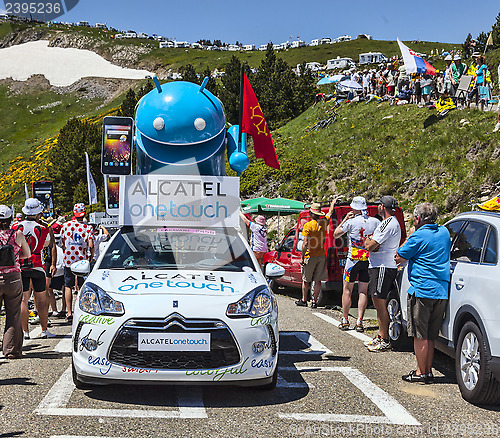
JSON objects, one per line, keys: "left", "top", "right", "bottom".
{"left": 450, "top": 54, "right": 467, "bottom": 97}
{"left": 91, "top": 224, "right": 110, "bottom": 265}
{"left": 362, "top": 70, "right": 370, "bottom": 96}
{"left": 443, "top": 55, "right": 453, "bottom": 96}
{"left": 333, "top": 197, "right": 380, "bottom": 332}
{"left": 413, "top": 74, "right": 422, "bottom": 105}
{"left": 60, "top": 203, "right": 94, "bottom": 322}
{"left": 364, "top": 196, "right": 402, "bottom": 352}
{"left": 0, "top": 205, "right": 30, "bottom": 359}
{"left": 495, "top": 61, "right": 500, "bottom": 132}
{"left": 386, "top": 64, "right": 397, "bottom": 96}
{"left": 46, "top": 233, "right": 65, "bottom": 317}
{"left": 396, "top": 203, "right": 450, "bottom": 383}
{"left": 467, "top": 53, "right": 487, "bottom": 109}
{"left": 296, "top": 200, "right": 335, "bottom": 308}
{"left": 13, "top": 198, "right": 56, "bottom": 340}
{"left": 239, "top": 213, "right": 267, "bottom": 269}
{"left": 397, "top": 62, "right": 409, "bottom": 93}
{"left": 313, "top": 93, "right": 325, "bottom": 107}
{"left": 421, "top": 74, "right": 433, "bottom": 104}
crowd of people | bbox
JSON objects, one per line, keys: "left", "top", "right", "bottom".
{"left": 0, "top": 199, "right": 109, "bottom": 359}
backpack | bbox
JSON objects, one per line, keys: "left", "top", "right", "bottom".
{"left": 0, "top": 229, "right": 16, "bottom": 267}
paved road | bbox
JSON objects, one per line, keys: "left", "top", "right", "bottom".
{"left": 1, "top": 294, "right": 499, "bottom": 438}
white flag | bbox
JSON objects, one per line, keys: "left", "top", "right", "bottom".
{"left": 85, "top": 152, "right": 98, "bottom": 205}
{"left": 24, "top": 183, "right": 29, "bottom": 200}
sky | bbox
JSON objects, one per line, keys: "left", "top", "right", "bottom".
{"left": 2, "top": 1, "right": 499, "bottom": 47}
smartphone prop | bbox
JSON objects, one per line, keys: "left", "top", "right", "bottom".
{"left": 104, "top": 176, "right": 120, "bottom": 216}
{"left": 101, "top": 116, "right": 133, "bottom": 175}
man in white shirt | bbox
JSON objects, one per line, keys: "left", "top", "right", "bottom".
{"left": 364, "top": 196, "right": 402, "bottom": 352}
{"left": 333, "top": 196, "right": 380, "bottom": 332}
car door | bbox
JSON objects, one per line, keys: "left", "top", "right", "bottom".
{"left": 274, "top": 230, "right": 296, "bottom": 284}
{"left": 442, "top": 220, "right": 488, "bottom": 340}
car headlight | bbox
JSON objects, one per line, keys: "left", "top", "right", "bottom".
{"left": 79, "top": 282, "right": 125, "bottom": 316}
{"left": 226, "top": 285, "right": 272, "bottom": 318}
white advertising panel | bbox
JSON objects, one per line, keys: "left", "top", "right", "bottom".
{"left": 119, "top": 175, "right": 240, "bottom": 227}
{"left": 138, "top": 333, "right": 211, "bottom": 351}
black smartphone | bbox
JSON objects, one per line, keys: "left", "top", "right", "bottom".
{"left": 105, "top": 176, "right": 120, "bottom": 216}
{"left": 101, "top": 116, "right": 133, "bottom": 175}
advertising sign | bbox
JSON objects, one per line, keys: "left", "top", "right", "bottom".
{"left": 119, "top": 175, "right": 240, "bottom": 228}
{"left": 32, "top": 181, "right": 54, "bottom": 212}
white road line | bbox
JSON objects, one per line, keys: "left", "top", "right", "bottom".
{"left": 25, "top": 326, "right": 43, "bottom": 342}
{"left": 280, "top": 331, "right": 333, "bottom": 355}
{"left": 313, "top": 312, "right": 373, "bottom": 342}
{"left": 36, "top": 365, "right": 208, "bottom": 419}
{"left": 278, "top": 366, "right": 420, "bottom": 426}
{"left": 50, "top": 436, "right": 128, "bottom": 438}
{"left": 53, "top": 335, "right": 72, "bottom": 353}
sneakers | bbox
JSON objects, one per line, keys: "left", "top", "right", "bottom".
{"left": 311, "top": 302, "right": 317, "bottom": 309}
{"left": 339, "top": 322, "right": 350, "bottom": 331}
{"left": 29, "top": 316, "right": 40, "bottom": 325}
{"left": 40, "top": 330, "right": 56, "bottom": 339}
{"left": 66, "top": 314, "right": 73, "bottom": 322}
{"left": 54, "top": 311, "right": 67, "bottom": 319}
{"left": 366, "top": 338, "right": 391, "bottom": 352}
{"left": 364, "top": 335, "right": 382, "bottom": 347}
{"left": 295, "top": 299, "right": 308, "bottom": 307}
{"left": 402, "top": 370, "right": 434, "bottom": 384}
{"left": 355, "top": 323, "right": 365, "bottom": 333}
{"left": 23, "top": 331, "right": 30, "bottom": 340}
{"left": 493, "top": 122, "right": 500, "bottom": 133}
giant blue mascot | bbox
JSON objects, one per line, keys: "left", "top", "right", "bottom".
{"left": 134, "top": 76, "right": 249, "bottom": 176}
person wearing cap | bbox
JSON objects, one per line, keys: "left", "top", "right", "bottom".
{"left": 46, "top": 232, "right": 65, "bottom": 317}
{"left": 333, "top": 197, "right": 380, "bottom": 332}
{"left": 296, "top": 199, "right": 335, "bottom": 308}
{"left": 60, "top": 203, "right": 94, "bottom": 322}
{"left": 450, "top": 54, "right": 467, "bottom": 94}
{"left": 467, "top": 53, "right": 487, "bottom": 109}
{"left": 363, "top": 196, "right": 402, "bottom": 352}
{"left": 494, "top": 61, "right": 500, "bottom": 133}
{"left": 240, "top": 213, "right": 268, "bottom": 270}
{"left": 91, "top": 224, "right": 110, "bottom": 266}
{"left": 395, "top": 203, "right": 450, "bottom": 383}
{"left": 443, "top": 55, "right": 454, "bottom": 96}
{"left": 11, "top": 213, "right": 23, "bottom": 229}
{"left": 0, "top": 205, "right": 31, "bottom": 358}
{"left": 12, "top": 198, "right": 57, "bottom": 340}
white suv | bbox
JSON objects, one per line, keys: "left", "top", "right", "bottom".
{"left": 393, "top": 211, "right": 500, "bottom": 405}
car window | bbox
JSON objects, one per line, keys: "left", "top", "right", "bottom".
{"left": 280, "top": 234, "right": 295, "bottom": 252}
{"left": 483, "top": 228, "right": 498, "bottom": 264}
{"left": 450, "top": 221, "right": 488, "bottom": 263}
{"left": 446, "top": 220, "right": 466, "bottom": 245}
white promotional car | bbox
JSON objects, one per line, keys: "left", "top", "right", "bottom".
{"left": 71, "top": 226, "right": 280, "bottom": 389}
{"left": 394, "top": 211, "right": 500, "bottom": 405}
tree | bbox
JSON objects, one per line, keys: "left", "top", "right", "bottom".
{"left": 463, "top": 33, "right": 473, "bottom": 60}
{"left": 179, "top": 64, "right": 199, "bottom": 83}
{"left": 137, "top": 79, "right": 154, "bottom": 101}
{"left": 218, "top": 56, "right": 251, "bottom": 125}
{"left": 119, "top": 88, "right": 137, "bottom": 117}
{"left": 476, "top": 32, "right": 488, "bottom": 54}
{"left": 492, "top": 12, "right": 500, "bottom": 47}
{"left": 48, "top": 119, "right": 103, "bottom": 211}
{"left": 200, "top": 67, "right": 219, "bottom": 96}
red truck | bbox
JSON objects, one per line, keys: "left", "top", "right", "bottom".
{"left": 263, "top": 203, "right": 407, "bottom": 305}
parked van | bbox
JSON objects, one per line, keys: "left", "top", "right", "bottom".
{"left": 326, "top": 57, "right": 355, "bottom": 70}
{"left": 359, "top": 52, "right": 388, "bottom": 65}
{"left": 263, "top": 203, "right": 406, "bottom": 304}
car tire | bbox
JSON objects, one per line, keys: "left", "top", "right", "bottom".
{"left": 72, "top": 359, "right": 92, "bottom": 390}
{"left": 269, "top": 279, "right": 279, "bottom": 293}
{"left": 386, "top": 289, "right": 410, "bottom": 351}
{"left": 256, "top": 366, "right": 278, "bottom": 391}
{"left": 455, "top": 321, "right": 500, "bottom": 405}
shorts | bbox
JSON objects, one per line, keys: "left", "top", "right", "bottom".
{"left": 407, "top": 294, "right": 447, "bottom": 340}
{"left": 344, "top": 259, "right": 369, "bottom": 283}
{"left": 302, "top": 255, "right": 327, "bottom": 283}
{"left": 443, "top": 81, "right": 453, "bottom": 93}
{"left": 64, "top": 267, "right": 84, "bottom": 289}
{"left": 368, "top": 267, "right": 397, "bottom": 299}
{"left": 49, "top": 275, "right": 64, "bottom": 291}
{"left": 21, "top": 269, "right": 46, "bottom": 293}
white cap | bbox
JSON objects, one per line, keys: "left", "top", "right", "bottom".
{"left": 445, "top": 55, "right": 453, "bottom": 61}
{"left": 22, "top": 198, "right": 43, "bottom": 216}
{"left": 0, "top": 205, "right": 13, "bottom": 219}
{"left": 350, "top": 196, "right": 367, "bottom": 211}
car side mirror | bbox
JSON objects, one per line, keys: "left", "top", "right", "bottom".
{"left": 296, "top": 240, "right": 303, "bottom": 252}
{"left": 71, "top": 260, "right": 90, "bottom": 276}
{"left": 265, "top": 263, "right": 285, "bottom": 279}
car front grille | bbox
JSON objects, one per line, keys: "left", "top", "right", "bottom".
{"left": 109, "top": 313, "right": 240, "bottom": 370}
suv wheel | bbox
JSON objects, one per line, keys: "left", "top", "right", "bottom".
{"left": 386, "top": 290, "right": 410, "bottom": 350}
{"left": 456, "top": 321, "right": 500, "bottom": 405}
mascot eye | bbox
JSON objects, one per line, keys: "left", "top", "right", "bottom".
{"left": 194, "top": 118, "right": 206, "bottom": 131}
{"left": 153, "top": 117, "right": 165, "bottom": 131}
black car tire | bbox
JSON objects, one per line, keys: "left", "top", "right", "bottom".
{"left": 455, "top": 321, "right": 500, "bottom": 405}
{"left": 386, "top": 289, "right": 410, "bottom": 350}
{"left": 256, "top": 366, "right": 278, "bottom": 391}
{"left": 72, "top": 358, "right": 92, "bottom": 390}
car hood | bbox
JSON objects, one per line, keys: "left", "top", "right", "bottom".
{"left": 87, "top": 269, "right": 266, "bottom": 297}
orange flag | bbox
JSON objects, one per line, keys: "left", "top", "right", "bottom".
{"left": 241, "top": 74, "right": 280, "bottom": 169}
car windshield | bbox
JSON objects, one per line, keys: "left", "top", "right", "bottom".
{"left": 98, "top": 227, "right": 254, "bottom": 272}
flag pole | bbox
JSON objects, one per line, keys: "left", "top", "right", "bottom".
{"left": 238, "top": 65, "right": 244, "bottom": 147}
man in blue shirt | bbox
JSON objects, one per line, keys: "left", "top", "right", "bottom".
{"left": 395, "top": 203, "right": 450, "bottom": 384}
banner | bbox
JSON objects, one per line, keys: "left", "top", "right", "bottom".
{"left": 397, "top": 38, "right": 436, "bottom": 76}
{"left": 119, "top": 175, "right": 240, "bottom": 227}
{"left": 85, "top": 152, "right": 98, "bottom": 205}
{"left": 24, "top": 183, "right": 30, "bottom": 200}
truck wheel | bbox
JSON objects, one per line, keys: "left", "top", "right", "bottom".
{"left": 386, "top": 290, "right": 410, "bottom": 350}
{"left": 455, "top": 321, "right": 500, "bottom": 405}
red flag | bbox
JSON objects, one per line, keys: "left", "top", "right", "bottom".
{"left": 241, "top": 74, "right": 280, "bottom": 169}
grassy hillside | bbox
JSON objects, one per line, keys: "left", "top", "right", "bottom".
{"left": 238, "top": 101, "right": 500, "bottom": 222}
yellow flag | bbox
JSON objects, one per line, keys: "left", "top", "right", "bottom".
{"left": 487, "top": 32, "right": 493, "bottom": 46}
{"left": 478, "top": 195, "right": 500, "bottom": 211}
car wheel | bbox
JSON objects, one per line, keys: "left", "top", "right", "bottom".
{"left": 386, "top": 290, "right": 410, "bottom": 350}
{"left": 269, "top": 279, "right": 279, "bottom": 293}
{"left": 256, "top": 366, "right": 278, "bottom": 391}
{"left": 72, "top": 359, "right": 92, "bottom": 390}
{"left": 455, "top": 321, "right": 500, "bottom": 405}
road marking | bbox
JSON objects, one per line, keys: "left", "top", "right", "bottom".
{"left": 313, "top": 312, "right": 373, "bottom": 342}
{"left": 36, "top": 366, "right": 208, "bottom": 419}
{"left": 25, "top": 326, "right": 43, "bottom": 342}
{"left": 53, "top": 335, "right": 72, "bottom": 353}
{"left": 50, "top": 436, "right": 128, "bottom": 438}
{"left": 280, "top": 331, "right": 333, "bottom": 355}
